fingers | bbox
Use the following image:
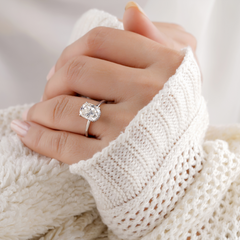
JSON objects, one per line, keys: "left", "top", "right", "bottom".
{"left": 43, "top": 55, "right": 144, "bottom": 102}
{"left": 46, "top": 7, "right": 198, "bottom": 81}
{"left": 55, "top": 26, "right": 163, "bottom": 73}
{"left": 123, "top": 3, "right": 170, "bottom": 45}
{"left": 123, "top": 3, "right": 197, "bottom": 51}
{"left": 25, "top": 95, "right": 113, "bottom": 137}
{"left": 11, "top": 120, "right": 103, "bottom": 164}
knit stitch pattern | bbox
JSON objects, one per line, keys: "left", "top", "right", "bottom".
{"left": 0, "top": 9, "right": 240, "bottom": 240}
{"left": 69, "top": 38, "right": 209, "bottom": 239}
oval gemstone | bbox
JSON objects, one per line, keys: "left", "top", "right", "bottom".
{"left": 79, "top": 102, "right": 101, "bottom": 122}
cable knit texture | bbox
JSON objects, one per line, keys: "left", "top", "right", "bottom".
{"left": 0, "top": 9, "right": 240, "bottom": 240}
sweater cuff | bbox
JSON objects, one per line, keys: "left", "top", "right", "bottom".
{"left": 69, "top": 47, "right": 209, "bottom": 239}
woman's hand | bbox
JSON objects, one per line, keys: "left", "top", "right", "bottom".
{"left": 46, "top": 2, "right": 197, "bottom": 80}
{"left": 10, "top": 4, "right": 197, "bottom": 165}
{"left": 11, "top": 27, "right": 184, "bottom": 164}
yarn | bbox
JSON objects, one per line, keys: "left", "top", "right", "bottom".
{"left": 0, "top": 9, "right": 240, "bottom": 240}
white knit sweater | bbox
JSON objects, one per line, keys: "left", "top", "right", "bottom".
{"left": 1, "top": 9, "right": 240, "bottom": 240}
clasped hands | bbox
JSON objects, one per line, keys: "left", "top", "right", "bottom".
{"left": 11, "top": 3, "right": 197, "bottom": 164}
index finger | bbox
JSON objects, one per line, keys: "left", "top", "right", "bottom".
{"left": 55, "top": 27, "right": 164, "bottom": 73}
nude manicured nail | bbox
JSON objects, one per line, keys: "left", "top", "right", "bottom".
{"left": 125, "top": 1, "right": 146, "bottom": 16}
{"left": 46, "top": 65, "right": 55, "bottom": 81}
{"left": 11, "top": 120, "right": 30, "bottom": 137}
{"left": 22, "top": 109, "right": 29, "bottom": 121}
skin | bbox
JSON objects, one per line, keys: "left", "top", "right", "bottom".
{"left": 11, "top": 6, "right": 198, "bottom": 165}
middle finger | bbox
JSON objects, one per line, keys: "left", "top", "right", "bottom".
{"left": 43, "top": 55, "right": 146, "bottom": 102}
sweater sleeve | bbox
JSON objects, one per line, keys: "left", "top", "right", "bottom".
{"left": 69, "top": 31, "right": 209, "bottom": 240}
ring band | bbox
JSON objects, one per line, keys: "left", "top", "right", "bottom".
{"left": 79, "top": 100, "right": 106, "bottom": 137}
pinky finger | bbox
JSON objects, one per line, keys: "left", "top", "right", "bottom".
{"left": 10, "top": 120, "right": 103, "bottom": 164}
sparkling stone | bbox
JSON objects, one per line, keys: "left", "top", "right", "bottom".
{"left": 79, "top": 102, "right": 101, "bottom": 122}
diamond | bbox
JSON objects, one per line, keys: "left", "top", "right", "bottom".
{"left": 79, "top": 102, "right": 101, "bottom": 122}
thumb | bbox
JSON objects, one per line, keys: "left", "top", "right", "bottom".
{"left": 123, "top": 2, "right": 168, "bottom": 45}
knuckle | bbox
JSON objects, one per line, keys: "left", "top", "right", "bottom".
{"left": 65, "top": 56, "right": 87, "bottom": 86}
{"left": 86, "top": 26, "right": 112, "bottom": 51}
{"left": 51, "top": 131, "right": 69, "bottom": 157}
{"left": 52, "top": 96, "right": 70, "bottom": 124}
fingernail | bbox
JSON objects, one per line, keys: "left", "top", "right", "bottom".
{"left": 40, "top": 96, "right": 43, "bottom": 102}
{"left": 125, "top": 1, "right": 146, "bottom": 16}
{"left": 22, "top": 109, "right": 29, "bottom": 121}
{"left": 11, "top": 120, "right": 30, "bottom": 137}
{"left": 46, "top": 65, "right": 55, "bottom": 81}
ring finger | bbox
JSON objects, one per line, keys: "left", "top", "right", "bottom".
{"left": 24, "top": 95, "right": 114, "bottom": 138}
